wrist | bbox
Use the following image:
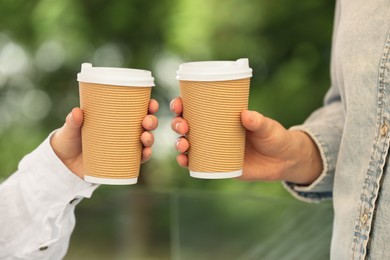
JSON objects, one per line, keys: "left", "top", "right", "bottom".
{"left": 283, "top": 130, "right": 323, "bottom": 185}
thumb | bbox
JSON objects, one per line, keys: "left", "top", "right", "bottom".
{"left": 51, "top": 108, "right": 83, "bottom": 159}
{"left": 241, "top": 110, "right": 281, "bottom": 139}
{"left": 58, "top": 107, "right": 83, "bottom": 141}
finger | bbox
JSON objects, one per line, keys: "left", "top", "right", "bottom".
{"left": 241, "top": 110, "right": 280, "bottom": 139}
{"left": 141, "top": 147, "right": 152, "bottom": 163}
{"left": 176, "top": 153, "right": 188, "bottom": 168}
{"left": 170, "top": 97, "right": 183, "bottom": 115}
{"left": 58, "top": 107, "right": 83, "bottom": 141}
{"left": 176, "top": 137, "right": 189, "bottom": 153}
{"left": 171, "top": 117, "right": 189, "bottom": 135}
{"left": 141, "top": 131, "right": 154, "bottom": 147}
{"left": 142, "top": 115, "right": 158, "bottom": 131}
{"left": 149, "top": 99, "right": 159, "bottom": 114}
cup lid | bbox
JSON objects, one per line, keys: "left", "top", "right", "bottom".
{"left": 176, "top": 58, "right": 252, "bottom": 81}
{"left": 77, "top": 63, "right": 155, "bottom": 87}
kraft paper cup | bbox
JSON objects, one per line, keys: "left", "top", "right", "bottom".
{"left": 176, "top": 58, "right": 252, "bottom": 179}
{"left": 77, "top": 63, "right": 154, "bottom": 185}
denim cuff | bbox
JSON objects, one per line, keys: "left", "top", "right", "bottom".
{"left": 283, "top": 125, "right": 337, "bottom": 203}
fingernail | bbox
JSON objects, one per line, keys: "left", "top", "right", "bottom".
{"left": 175, "top": 122, "right": 181, "bottom": 131}
{"left": 248, "top": 111, "right": 255, "bottom": 123}
{"left": 66, "top": 112, "right": 73, "bottom": 122}
{"left": 170, "top": 100, "right": 175, "bottom": 112}
{"left": 176, "top": 139, "right": 180, "bottom": 150}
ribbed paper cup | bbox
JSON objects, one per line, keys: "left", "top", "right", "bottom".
{"left": 77, "top": 63, "right": 154, "bottom": 185}
{"left": 177, "top": 58, "right": 252, "bottom": 179}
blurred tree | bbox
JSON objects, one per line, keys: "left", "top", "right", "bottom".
{"left": 0, "top": 0, "right": 334, "bottom": 179}
{"left": 0, "top": 0, "right": 335, "bottom": 258}
{"left": 167, "top": 0, "right": 334, "bottom": 127}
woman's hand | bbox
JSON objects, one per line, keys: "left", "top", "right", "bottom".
{"left": 50, "top": 99, "right": 159, "bottom": 179}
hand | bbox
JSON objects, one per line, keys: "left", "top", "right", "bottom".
{"left": 170, "top": 97, "right": 322, "bottom": 185}
{"left": 50, "top": 99, "right": 159, "bottom": 179}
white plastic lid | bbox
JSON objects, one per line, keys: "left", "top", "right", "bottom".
{"left": 176, "top": 58, "right": 252, "bottom": 81}
{"left": 77, "top": 63, "right": 155, "bottom": 87}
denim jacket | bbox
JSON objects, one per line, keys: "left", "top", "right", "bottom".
{"left": 285, "top": 0, "right": 390, "bottom": 259}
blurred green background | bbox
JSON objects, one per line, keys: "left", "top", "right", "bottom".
{"left": 0, "top": 0, "right": 335, "bottom": 259}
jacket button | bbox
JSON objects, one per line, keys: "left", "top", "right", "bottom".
{"left": 39, "top": 246, "right": 48, "bottom": 251}
{"left": 361, "top": 212, "right": 369, "bottom": 227}
{"left": 69, "top": 198, "right": 79, "bottom": 205}
{"left": 380, "top": 123, "right": 388, "bottom": 137}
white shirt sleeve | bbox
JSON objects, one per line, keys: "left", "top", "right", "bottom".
{"left": 0, "top": 132, "right": 99, "bottom": 260}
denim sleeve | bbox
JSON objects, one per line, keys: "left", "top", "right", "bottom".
{"left": 283, "top": 85, "right": 345, "bottom": 203}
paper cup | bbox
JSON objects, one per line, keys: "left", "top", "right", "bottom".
{"left": 78, "top": 63, "right": 154, "bottom": 185}
{"left": 176, "top": 58, "right": 252, "bottom": 179}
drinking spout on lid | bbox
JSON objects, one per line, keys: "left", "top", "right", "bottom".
{"left": 81, "top": 63, "right": 93, "bottom": 71}
{"left": 236, "top": 58, "right": 249, "bottom": 67}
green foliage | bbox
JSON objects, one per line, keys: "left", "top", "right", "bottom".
{"left": 0, "top": 0, "right": 335, "bottom": 258}
{"left": 0, "top": 0, "right": 334, "bottom": 178}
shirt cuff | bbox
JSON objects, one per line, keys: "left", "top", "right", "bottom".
{"left": 282, "top": 126, "right": 334, "bottom": 203}
{"left": 17, "top": 130, "right": 99, "bottom": 210}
